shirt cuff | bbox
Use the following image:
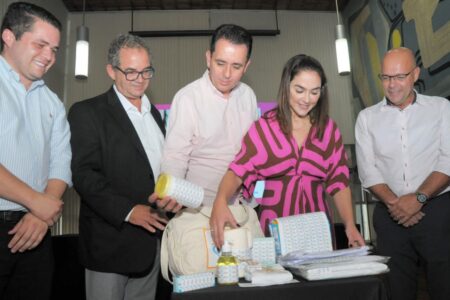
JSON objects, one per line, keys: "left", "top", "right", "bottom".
{"left": 125, "top": 207, "right": 135, "bottom": 222}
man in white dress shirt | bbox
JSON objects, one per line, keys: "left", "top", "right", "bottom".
{"left": 355, "top": 47, "right": 450, "bottom": 300}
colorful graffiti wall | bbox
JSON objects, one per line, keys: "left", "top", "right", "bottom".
{"left": 345, "top": 0, "right": 450, "bottom": 110}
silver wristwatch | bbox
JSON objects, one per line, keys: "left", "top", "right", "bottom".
{"left": 416, "top": 192, "right": 428, "bottom": 204}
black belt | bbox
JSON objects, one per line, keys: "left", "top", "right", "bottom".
{"left": 0, "top": 210, "right": 26, "bottom": 222}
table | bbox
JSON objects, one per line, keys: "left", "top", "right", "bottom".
{"left": 171, "top": 275, "right": 388, "bottom": 300}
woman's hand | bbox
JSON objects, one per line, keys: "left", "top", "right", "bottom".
{"left": 209, "top": 170, "right": 243, "bottom": 249}
{"left": 209, "top": 200, "right": 238, "bottom": 249}
{"left": 345, "top": 224, "right": 365, "bottom": 248}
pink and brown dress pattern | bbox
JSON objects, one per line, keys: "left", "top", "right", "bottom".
{"left": 230, "top": 111, "right": 350, "bottom": 235}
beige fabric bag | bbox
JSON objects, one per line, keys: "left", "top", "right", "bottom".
{"left": 161, "top": 205, "right": 263, "bottom": 282}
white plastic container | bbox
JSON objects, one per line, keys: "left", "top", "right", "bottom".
{"left": 155, "top": 173, "right": 204, "bottom": 208}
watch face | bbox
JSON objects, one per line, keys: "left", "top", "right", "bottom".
{"left": 417, "top": 193, "right": 427, "bottom": 203}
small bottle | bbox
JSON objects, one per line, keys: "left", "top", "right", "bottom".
{"left": 217, "top": 240, "right": 239, "bottom": 285}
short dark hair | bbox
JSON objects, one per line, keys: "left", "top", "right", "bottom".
{"left": 273, "top": 54, "right": 329, "bottom": 139}
{"left": 1, "top": 2, "right": 61, "bottom": 52}
{"left": 107, "top": 34, "right": 151, "bottom": 68}
{"left": 210, "top": 24, "right": 252, "bottom": 60}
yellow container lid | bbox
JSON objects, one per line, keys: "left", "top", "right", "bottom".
{"left": 155, "top": 173, "right": 172, "bottom": 197}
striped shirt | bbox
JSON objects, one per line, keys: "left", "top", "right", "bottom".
{"left": 230, "top": 111, "right": 349, "bottom": 234}
{"left": 0, "top": 55, "right": 72, "bottom": 211}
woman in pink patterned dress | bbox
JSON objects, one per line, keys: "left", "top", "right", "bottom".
{"left": 210, "top": 54, "right": 364, "bottom": 249}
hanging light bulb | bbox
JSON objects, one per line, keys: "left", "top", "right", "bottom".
{"left": 75, "top": 0, "right": 89, "bottom": 79}
{"left": 335, "top": 0, "right": 351, "bottom": 75}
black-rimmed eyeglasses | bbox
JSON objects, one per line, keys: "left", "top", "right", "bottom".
{"left": 378, "top": 68, "right": 415, "bottom": 82}
{"left": 115, "top": 66, "right": 155, "bottom": 81}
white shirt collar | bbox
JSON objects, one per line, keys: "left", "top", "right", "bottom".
{"left": 113, "top": 84, "right": 151, "bottom": 114}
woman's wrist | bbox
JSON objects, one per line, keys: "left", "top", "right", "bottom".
{"left": 343, "top": 220, "right": 357, "bottom": 229}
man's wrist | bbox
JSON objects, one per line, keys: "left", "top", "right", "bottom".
{"left": 23, "top": 190, "right": 40, "bottom": 210}
{"left": 383, "top": 196, "right": 398, "bottom": 207}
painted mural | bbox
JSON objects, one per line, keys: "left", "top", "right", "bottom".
{"left": 346, "top": 0, "right": 450, "bottom": 109}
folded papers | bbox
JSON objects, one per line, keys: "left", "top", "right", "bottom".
{"left": 279, "top": 246, "right": 372, "bottom": 267}
{"left": 279, "top": 246, "right": 390, "bottom": 281}
{"left": 290, "top": 261, "right": 389, "bottom": 281}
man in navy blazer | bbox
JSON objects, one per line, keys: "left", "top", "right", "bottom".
{"left": 68, "top": 34, "right": 181, "bottom": 300}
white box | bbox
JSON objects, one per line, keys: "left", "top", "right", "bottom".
{"left": 269, "top": 212, "right": 332, "bottom": 256}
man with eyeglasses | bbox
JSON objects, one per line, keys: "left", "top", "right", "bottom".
{"left": 355, "top": 47, "right": 450, "bottom": 300}
{"left": 68, "top": 34, "right": 181, "bottom": 300}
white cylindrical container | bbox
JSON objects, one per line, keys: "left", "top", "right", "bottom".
{"left": 155, "top": 173, "right": 204, "bottom": 208}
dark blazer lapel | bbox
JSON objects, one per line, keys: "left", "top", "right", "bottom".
{"left": 150, "top": 104, "right": 166, "bottom": 136}
{"left": 105, "top": 87, "right": 149, "bottom": 163}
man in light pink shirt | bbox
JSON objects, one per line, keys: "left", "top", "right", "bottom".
{"left": 159, "top": 24, "right": 258, "bottom": 206}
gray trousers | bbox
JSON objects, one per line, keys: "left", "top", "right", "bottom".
{"left": 85, "top": 241, "right": 160, "bottom": 300}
